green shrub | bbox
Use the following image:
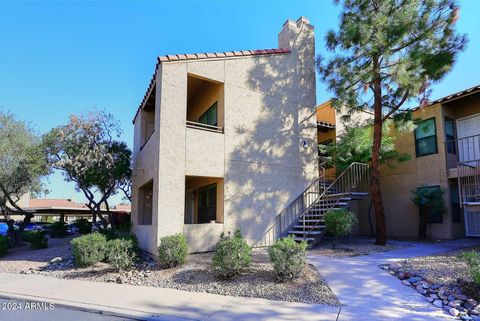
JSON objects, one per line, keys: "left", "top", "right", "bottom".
{"left": 324, "top": 208, "right": 358, "bottom": 248}
{"left": 212, "top": 230, "right": 251, "bottom": 279}
{"left": 106, "top": 238, "right": 136, "bottom": 270}
{"left": 28, "top": 230, "right": 48, "bottom": 249}
{"left": 269, "top": 236, "right": 307, "bottom": 281}
{"left": 461, "top": 250, "right": 480, "bottom": 285}
{"left": 74, "top": 218, "right": 92, "bottom": 234}
{"left": 99, "top": 228, "right": 118, "bottom": 241}
{"left": 49, "top": 221, "right": 68, "bottom": 238}
{"left": 157, "top": 233, "right": 188, "bottom": 268}
{"left": 71, "top": 232, "right": 107, "bottom": 267}
{"left": 0, "top": 235, "right": 9, "bottom": 257}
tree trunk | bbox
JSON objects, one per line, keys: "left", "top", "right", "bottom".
{"left": 418, "top": 205, "right": 429, "bottom": 240}
{"left": 371, "top": 57, "right": 387, "bottom": 245}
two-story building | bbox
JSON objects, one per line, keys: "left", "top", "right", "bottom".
{"left": 131, "top": 17, "right": 319, "bottom": 253}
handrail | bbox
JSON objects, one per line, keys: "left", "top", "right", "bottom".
{"left": 256, "top": 162, "right": 369, "bottom": 247}
{"left": 299, "top": 162, "right": 369, "bottom": 240}
{"left": 457, "top": 160, "right": 480, "bottom": 207}
{"left": 186, "top": 121, "right": 224, "bottom": 133}
{"left": 255, "top": 164, "right": 328, "bottom": 247}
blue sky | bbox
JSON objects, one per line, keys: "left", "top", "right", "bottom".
{"left": 0, "top": 0, "right": 479, "bottom": 205}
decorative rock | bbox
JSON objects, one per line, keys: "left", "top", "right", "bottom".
{"left": 455, "top": 294, "right": 469, "bottom": 301}
{"left": 430, "top": 284, "right": 442, "bottom": 290}
{"left": 402, "top": 280, "right": 411, "bottom": 286}
{"left": 448, "top": 295, "right": 456, "bottom": 302}
{"left": 430, "top": 294, "right": 439, "bottom": 299}
{"left": 416, "top": 286, "right": 427, "bottom": 295}
{"left": 471, "top": 309, "right": 480, "bottom": 316}
{"left": 116, "top": 276, "right": 123, "bottom": 284}
{"left": 461, "top": 316, "right": 473, "bottom": 321}
{"left": 433, "top": 300, "right": 443, "bottom": 308}
{"left": 426, "top": 297, "right": 434, "bottom": 303}
{"left": 422, "top": 282, "right": 430, "bottom": 289}
{"left": 407, "top": 277, "right": 422, "bottom": 283}
{"left": 468, "top": 299, "right": 478, "bottom": 307}
{"left": 50, "top": 257, "right": 62, "bottom": 264}
{"left": 449, "top": 308, "right": 460, "bottom": 317}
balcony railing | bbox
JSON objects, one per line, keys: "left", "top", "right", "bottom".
{"left": 445, "top": 133, "right": 480, "bottom": 165}
{"left": 186, "top": 121, "right": 223, "bottom": 133}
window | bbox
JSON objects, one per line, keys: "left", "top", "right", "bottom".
{"left": 415, "top": 118, "right": 437, "bottom": 157}
{"left": 450, "top": 185, "right": 461, "bottom": 223}
{"left": 198, "top": 183, "right": 216, "bottom": 223}
{"left": 199, "top": 102, "right": 218, "bottom": 127}
{"left": 138, "top": 181, "right": 153, "bottom": 225}
{"left": 417, "top": 185, "right": 443, "bottom": 223}
{"left": 445, "top": 117, "right": 456, "bottom": 154}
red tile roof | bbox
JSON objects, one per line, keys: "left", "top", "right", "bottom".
{"left": 27, "top": 199, "right": 88, "bottom": 209}
{"left": 132, "top": 48, "right": 291, "bottom": 124}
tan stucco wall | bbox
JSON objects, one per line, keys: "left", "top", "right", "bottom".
{"left": 132, "top": 17, "right": 318, "bottom": 253}
{"left": 376, "top": 103, "right": 465, "bottom": 240}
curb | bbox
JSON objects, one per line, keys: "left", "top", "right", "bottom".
{"left": 0, "top": 291, "right": 195, "bottom": 321}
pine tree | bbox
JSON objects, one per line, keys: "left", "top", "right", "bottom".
{"left": 317, "top": 0, "right": 467, "bottom": 245}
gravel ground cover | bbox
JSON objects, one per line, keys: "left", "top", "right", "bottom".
{"left": 309, "top": 237, "right": 406, "bottom": 258}
{"left": 381, "top": 246, "right": 480, "bottom": 320}
{"left": 0, "top": 236, "right": 75, "bottom": 273}
{"left": 0, "top": 237, "right": 339, "bottom": 305}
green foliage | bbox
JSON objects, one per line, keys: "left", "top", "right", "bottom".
{"left": 157, "top": 233, "right": 188, "bottom": 268}
{"left": 71, "top": 232, "right": 107, "bottom": 267}
{"left": 410, "top": 187, "right": 446, "bottom": 213}
{"left": 319, "top": 119, "right": 411, "bottom": 172}
{"left": 44, "top": 111, "right": 132, "bottom": 228}
{"left": 460, "top": 250, "right": 480, "bottom": 285}
{"left": 27, "top": 230, "right": 48, "bottom": 249}
{"left": 0, "top": 110, "right": 50, "bottom": 244}
{"left": 268, "top": 236, "right": 307, "bottom": 282}
{"left": 106, "top": 238, "right": 136, "bottom": 270}
{"left": 49, "top": 221, "right": 68, "bottom": 238}
{"left": 0, "top": 235, "right": 9, "bottom": 257}
{"left": 74, "top": 218, "right": 92, "bottom": 234}
{"left": 212, "top": 230, "right": 252, "bottom": 279}
{"left": 317, "top": 0, "right": 467, "bottom": 245}
{"left": 324, "top": 209, "right": 358, "bottom": 247}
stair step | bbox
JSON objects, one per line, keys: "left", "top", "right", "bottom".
{"left": 288, "top": 230, "right": 323, "bottom": 235}
{"left": 299, "top": 219, "right": 326, "bottom": 223}
{"left": 292, "top": 237, "right": 316, "bottom": 242}
{"left": 292, "top": 224, "right": 325, "bottom": 229}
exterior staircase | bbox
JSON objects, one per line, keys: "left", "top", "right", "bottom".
{"left": 257, "top": 162, "right": 370, "bottom": 247}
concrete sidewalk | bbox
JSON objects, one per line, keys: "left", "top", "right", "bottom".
{"left": 308, "top": 238, "right": 480, "bottom": 321}
{"left": 0, "top": 272, "right": 340, "bottom": 321}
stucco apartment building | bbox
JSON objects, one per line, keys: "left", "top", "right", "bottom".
{"left": 316, "top": 86, "right": 480, "bottom": 240}
{"left": 131, "top": 17, "right": 318, "bottom": 253}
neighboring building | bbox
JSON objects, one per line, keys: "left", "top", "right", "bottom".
{"left": 131, "top": 17, "right": 318, "bottom": 253}
{"left": 317, "top": 85, "right": 480, "bottom": 240}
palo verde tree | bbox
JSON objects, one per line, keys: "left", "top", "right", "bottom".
{"left": 317, "top": 0, "right": 467, "bottom": 244}
{"left": 45, "top": 111, "right": 132, "bottom": 229}
{"left": 0, "top": 111, "right": 50, "bottom": 244}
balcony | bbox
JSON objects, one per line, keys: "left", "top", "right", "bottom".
{"left": 446, "top": 133, "right": 480, "bottom": 178}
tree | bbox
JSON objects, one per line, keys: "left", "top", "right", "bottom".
{"left": 410, "top": 187, "right": 446, "bottom": 240}
{"left": 45, "top": 111, "right": 132, "bottom": 229}
{"left": 319, "top": 119, "right": 412, "bottom": 173}
{"left": 317, "top": 0, "right": 466, "bottom": 245}
{"left": 0, "top": 111, "right": 50, "bottom": 244}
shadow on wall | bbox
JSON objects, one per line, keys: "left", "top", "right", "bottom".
{"left": 223, "top": 18, "right": 318, "bottom": 245}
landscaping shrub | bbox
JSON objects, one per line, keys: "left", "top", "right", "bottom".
{"left": 0, "top": 235, "right": 9, "bottom": 257}
{"left": 269, "top": 236, "right": 307, "bottom": 281}
{"left": 99, "top": 228, "right": 118, "bottom": 241}
{"left": 71, "top": 232, "right": 107, "bottom": 267}
{"left": 461, "top": 250, "right": 480, "bottom": 285}
{"left": 28, "top": 230, "right": 48, "bottom": 249}
{"left": 324, "top": 208, "right": 358, "bottom": 248}
{"left": 74, "top": 218, "right": 92, "bottom": 234}
{"left": 157, "top": 233, "right": 188, "bottom": 268}
{"left": 212, "top": 230, "right": 251, "bottom": 279}
{"left": 49, "top": 221, "right": 68, "bottom": 238}
{"left": 106, "top": 238, "right": 136, "bottom": 270}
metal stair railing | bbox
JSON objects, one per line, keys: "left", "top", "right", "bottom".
{"left": 256, "top": 165, "right": 327, "bottom": 247}
{"left": 256, "top": 162, "right": 369, "bottom": 247}
{"left": 299, "top": 162, "right": 369, "bottom": 242}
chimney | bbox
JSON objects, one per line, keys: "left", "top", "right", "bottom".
{"left": 278, "top": 16, "right": 314, "bottom": 50}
